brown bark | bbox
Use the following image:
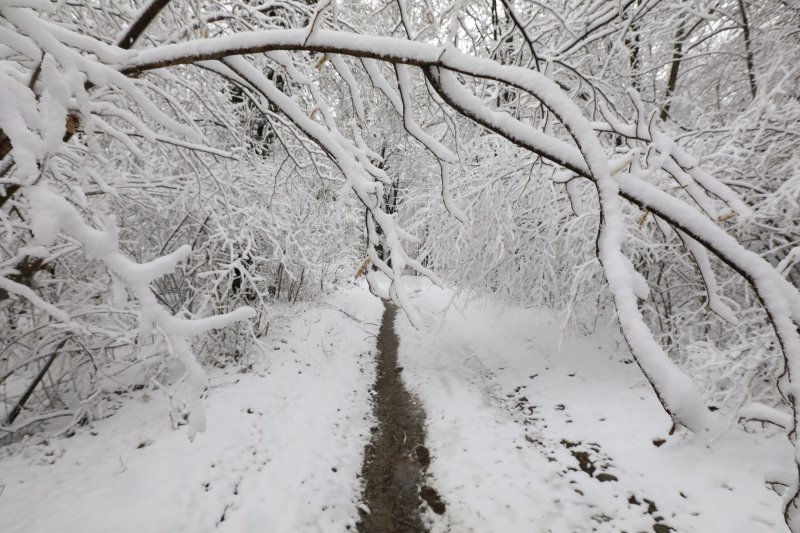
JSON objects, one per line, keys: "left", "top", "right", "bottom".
{"left": 116, "top": 0, "right": 174, "bottom": 49}
{"left": 660, "top": 19, "right": 686, "bottom": 122}
{"left": 737, "top": 0, "right": 757, "bottom": 99}
{"left": 5, "top": 338, "right": 69, "bottom": 426}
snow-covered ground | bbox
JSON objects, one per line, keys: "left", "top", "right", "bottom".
{"left": 0, "top": 286, "right": 383, "bottom": 533}
{"left": 0, "top": 281, "right": 792, "bottom": 532}
{"left": 396, "top": 279, "right": 791, "bottom": 532}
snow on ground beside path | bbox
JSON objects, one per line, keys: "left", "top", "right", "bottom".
{"left": 0, "top": 285, "right": 382, "bottom": 533}
{"left": 1, "top": 280, "right": 791, "bottom": 533}
{"left": 395, "top": 279, "right": 791, "bottom": 533}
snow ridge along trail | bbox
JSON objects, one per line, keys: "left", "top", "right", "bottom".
{"left": 359, "top": 302, "right": 445, "bottom": 533}
{"left": 394, "top": 279, "right": 790, "bottom": 533}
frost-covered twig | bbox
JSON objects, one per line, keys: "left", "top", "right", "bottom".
{"left": 23, "top": 184, "right": 254, "bottom": 436}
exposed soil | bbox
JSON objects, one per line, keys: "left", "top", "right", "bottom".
{"left": 507, "top": 383, "right": 674, "bottom": 532}
{"left": 358, "top": 303, "right": 444, "bottom": 533}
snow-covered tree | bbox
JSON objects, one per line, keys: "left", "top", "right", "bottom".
{"left": 2, "top": 0, "right": 799, "bottom": 527}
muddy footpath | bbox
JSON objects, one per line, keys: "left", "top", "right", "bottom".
{"left": 358, "top": 303, "right": 445, "bottom": 533}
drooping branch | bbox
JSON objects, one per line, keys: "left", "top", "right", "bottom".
{"left": 5, "top": 13, "right": 800, "bottom": 527}
{"left": 0, "top": 0, "right": 175, "bottom": 197}
{"left": 119, "top": 29, "right": 799, "bottom": 318}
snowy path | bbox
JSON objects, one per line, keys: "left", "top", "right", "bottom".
{"left": 0, "top": 283, "right": 793, "bottom": 532}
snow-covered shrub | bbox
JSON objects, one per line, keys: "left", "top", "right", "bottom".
{"left": 2, "top": 0, "right": 800, "bottom": 527}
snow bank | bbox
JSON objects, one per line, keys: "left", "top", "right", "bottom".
{"left": 395, "top": 281, "right": 790, "bottom": 532}
{"left": 0, "top": 285, "right": 383, "bottom": 533}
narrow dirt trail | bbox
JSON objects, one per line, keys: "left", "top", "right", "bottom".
{"left": 358, "top": 302, "right": 445, "bottom": 533}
